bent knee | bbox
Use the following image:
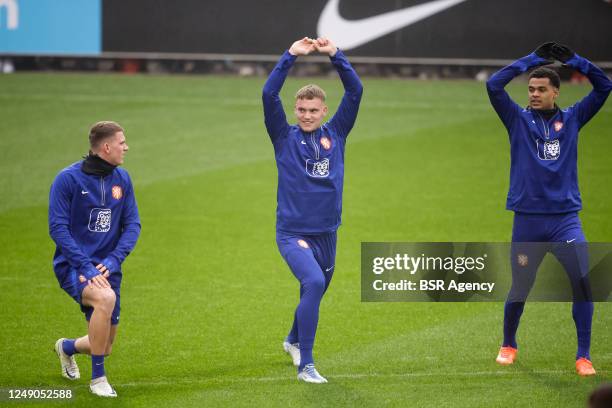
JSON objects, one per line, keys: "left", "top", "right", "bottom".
{"left": 87, "top": 288, "right": 116, "bottom": 311}
{"left": 99, "top": 288, "right": 116, "bottom": 306}
{"left": 303, "top": 276, "right": 326, "bottom": 295}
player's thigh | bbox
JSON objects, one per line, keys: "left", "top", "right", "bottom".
{"left": 550, "top": 213, "right": 589, "bottom": 279}
{"left": 552, "top": 243, "right": 589, "bottom": 276}
{"left": 512, "top": 213, "right": 547, "bottom": 242}
{"left": 508, "top": 242, "right": 547, "bottom": 301}
{"left": 277, "top": 234, "right": 325, "bottom": 286}
{"left": 310, "top": 231, "right": 337, "bottom": 287}
{"left": 550, "top": 212, "right": 586, "bottom": 244}
{"left": 57, "top": 267, "right": 88, "bottom": 304}
{"left": 552, "top": 242, "right": 591, "bottom": 301}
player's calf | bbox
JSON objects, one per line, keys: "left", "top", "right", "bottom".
{"left": 82, "top": 286, "right": 116, "bottom": 394}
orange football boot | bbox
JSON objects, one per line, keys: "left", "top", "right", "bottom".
{"left": 496, "top": 346, "right": 518, "bottom": 365}
{"left": 576, "top": 357, "right": 596, "bottom": 376}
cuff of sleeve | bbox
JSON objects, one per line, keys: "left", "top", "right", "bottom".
{"left": 329, "top": 49, "right": 344, "bottom": 61}
{"left": 80, "top": 264, "right": 101, "bottom": 280}
{"left": 564, "top": 54, "right": 582, "bottom": 68}
{"left": 284, "top": 50, "right": 298, "bottom": 60}
{"left": 101, "top": 255, "right": 120, "bottom": 273}
{"left": 525, "top": 53, "right": 550, "bottom": 66}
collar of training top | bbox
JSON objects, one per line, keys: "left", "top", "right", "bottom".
{"left": 81, "top": 153, "right": 117, "bottom": 177}
{"left": 529, "top": 105, "right": 560, "bottom": 121}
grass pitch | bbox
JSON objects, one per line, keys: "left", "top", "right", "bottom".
{"left": 0, "top": 71, "right": 611, "bottom": 407}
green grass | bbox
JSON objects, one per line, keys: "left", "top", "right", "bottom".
{"left": 0, "top": 72, "right": 611, "bottom": 407}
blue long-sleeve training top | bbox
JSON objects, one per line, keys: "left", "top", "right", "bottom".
{"left": 262, "top": 50, "right": 363, "bottom": 233}
{"left": 486, "top": 52, "right": 612, "bottom": 214}
{"left": 49, "top": 162, "right": 141, "bottom": 281}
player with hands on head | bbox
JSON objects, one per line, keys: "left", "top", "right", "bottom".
{"left": 486, "top": 42, "right": 612, "bottom": 376}
{"left": 49, "top": 121, "right": 141, "bottom": 397}
{"left": 262, "top": 37, "right": 363, "bottom": 383}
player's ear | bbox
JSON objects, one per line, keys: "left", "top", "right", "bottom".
{"left": 553, "top": 87, "right": 560, "bottom": 99}
{"left": 323, "top": 104, "right": 328, "bottom": 116}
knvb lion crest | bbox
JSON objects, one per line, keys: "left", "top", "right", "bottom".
{"left": 306, "top": 158, "right": 330, "bottom": 178}
{"left": 538, "top": 139, "right": 560, "bottom": 160}
{"left": 88, "top": 208, "right": 112, "bottom": 233}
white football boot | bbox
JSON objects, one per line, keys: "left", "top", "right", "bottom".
{"left": 89, "top": 376, "right": 117, "bottom": 398}
{"left": 54, "top": 338, "right": 80, "bottom": 380}
{"left": 297, "top": 364, "right": 328, "bottom": 384}
{"left": 283, "top": 341, "right": 300, "bottom": 367}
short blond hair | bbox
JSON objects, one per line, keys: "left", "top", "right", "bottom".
{"left": 89, "top": 121, "right": 123, "bottom": 149}
{"left": 295, "top": 84, "right": 326, "bottom": 101}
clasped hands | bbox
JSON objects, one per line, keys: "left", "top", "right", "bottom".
{"left": 289, "top": 37, "right": 337, "bottom": 57}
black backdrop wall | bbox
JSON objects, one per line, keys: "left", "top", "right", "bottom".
{"left": 103, "top": 0, "right": 612, "bottom": 61}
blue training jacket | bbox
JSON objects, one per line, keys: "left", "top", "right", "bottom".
{"left": 49, "top": 161, "right": 141, "bottom": 282}
{"left": 487, "top": 52, "right": 612, "bottom": 214}
{"left": 262, "top": 50, "right": 363, "bottom": 234}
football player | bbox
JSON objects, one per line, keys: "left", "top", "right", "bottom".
{"left": 486, "top": 42, "right": 611, "bottom": 376}
{"left": 262, "top": 37, "right": 363, "bottom": 383}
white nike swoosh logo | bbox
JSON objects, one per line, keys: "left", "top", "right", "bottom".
{"left": 317, "top": 0, "right": 468, "bottom": 50}
{"left": 325, "top": 265, "right": 335, "bottom": 272}
{"left": 566, "top": 238, "right": 576, "bottom": 243}
{"left": 301, "top": 141, "right": 307, "bottom": 145}
{"left": 81, "top": 190, "right": 88, "bottom": 195}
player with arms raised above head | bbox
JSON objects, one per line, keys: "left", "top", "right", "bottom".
{"left": 262, "top": 37, "right": 363, "bottom": 383}
{"left": 486, "top": 42, "right": 611, "bottom": 376}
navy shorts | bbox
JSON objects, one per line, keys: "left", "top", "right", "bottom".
{"left": 57, "top": 266, "right": 122, "bottom": 325}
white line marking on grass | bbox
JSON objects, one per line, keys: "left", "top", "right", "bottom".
{"left": 72, "top": 369, "right": 604, "bottom": 388}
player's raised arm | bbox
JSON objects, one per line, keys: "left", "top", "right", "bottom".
{"left": 49, "top": 172, "right": 103, "bottom": 281}
{"left": 486, "top": 43, "right": 554, "bottom": 129}
{"left": 553, "top": 44, "right": 612, "bottom": 129}
{"left": 262, "top": 38, "right": 316, "bottom": 144}
{"left": 315, "top": 37, "right": 363, "bottom": 138}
